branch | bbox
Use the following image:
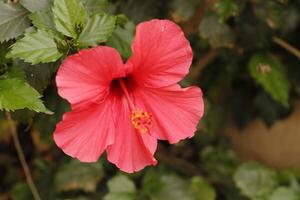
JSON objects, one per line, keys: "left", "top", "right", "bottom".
{"left": 180, "top": 0, "right": 217, "bottom": 35}
{"left": 6, "top": 113, "right": 41, "bottom": 200}
{"left": 156, "top": 145, "right": 202, "bottom": 176}
{"left": 189, "top": 50, "right": 219, "bottom": 81}
{"left": 273, "top": 36, "right": 300, "bottom": 60}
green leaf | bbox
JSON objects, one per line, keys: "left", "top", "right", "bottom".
{"left": 29, "top": 9, "right": 56, "bottom": 31}
{"left": 191, "top": 176, "right": 216, "bottom": 200}
{"left": 155, "top": 175, "right": 194, "bottom": 200}
{"left": 78, "top": 14, "right": 116, "bottom": 47}
{"left": 104, "top": 174, "right": 137, "bottom": 200}
{"left": 142, "top": 169, "right": 164, "bottom": 196}
{"left": 106, "top": 21, "right": 135, "bottom": 59}
{"left": 214, "top": 0, "right": 241, "bottom": 22}
{"left": 80, "top": 0, "right": 115, "bottom": 15}
{"left": 249, "top": 54, "right": 291, "bottom": 107}
{"left": 200, "top": 146, "right": 237, "bottom": 180}
{"left": 20, "top": 0, "right": 52, "bottom": 12}
{"left": 234, "top": 162, "right": 278, "bottom": 199}
{"left": 54, "top": 159, "right": 103, "bottom": 192}
{"left": 8, "top": 30, "right": 63, "bottom": 64}
{"left": 199, "top": 14, "right": 234, "bottom": 48}
{"left": 11, "top": 182, "right": 33, "bottom": 200}
{"left": 0, "top": 2, "right": 30, "bottom": 42}
{"left": 0, "top": 78, "right": 52, "bottom": 114}
{"left": 268, "top": 187, "right": 299, "bottom": 200}
{"left": 52, "top": 0, "right": 87, "bottom": 38}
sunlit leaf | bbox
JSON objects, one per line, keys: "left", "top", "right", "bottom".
{"left": 0, "top": 78, "right": 52, "bottom": 114}
{"left": 29, "top": 9, "right": 56, "bottom": 31}
{"left": 78, "top": 14, "right": 116, "bottom": 47}
{"left": 8, "top": 30, "right": 63, "bottom": 64}
{"left": 52, "top": 0, "right": 87, "bottom": 37}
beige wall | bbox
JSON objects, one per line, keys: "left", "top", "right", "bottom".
{"left": 225, "top": 101, "right": 300, "bottom": 169}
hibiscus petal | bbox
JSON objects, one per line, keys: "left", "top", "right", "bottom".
{"left": 53, "top": 96, "right": 115, "bottom": 162}
{"left": 56, "top": 46, "right": 125, "bottom": 108}
{"left": 133, "top": 84, "right": 204, "bottom": 144}
{"left": 126, "top": 19, "right": 193, "bottom": 88}
{"left": 106, "top": 93, "right": 157, "bottom": 173}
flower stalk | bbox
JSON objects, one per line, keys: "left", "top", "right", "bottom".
{"left": 6, "top": 112, "right": 41, "bottom": 200}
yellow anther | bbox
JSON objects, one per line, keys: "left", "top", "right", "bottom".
{"left": 130, "top": 109, "right": 152, "bottom": 134}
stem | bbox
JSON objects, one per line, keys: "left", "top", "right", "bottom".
{"left": 6, "top": 113, "right": 41, "bottom": 200}
{"left": 189, "top": 50, "right": 219, "bottom": 81}
{"left": 273, "top": 36, "right": 300, "bottom": 60}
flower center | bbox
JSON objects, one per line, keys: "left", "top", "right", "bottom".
{"left": 118, "top": 79, "right": 152, "bottom": 134}
{"left": 131, "top": 109, "right": 152, "bottom": 134}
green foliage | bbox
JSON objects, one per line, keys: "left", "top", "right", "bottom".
{"left": 0, "top": 77, "right": 52, "bottom": 114}
{"left": 154, "top": 174, "right": 194, "bottom": 200}
{"left": 52, "top": 0, "right": 87, "bottom": 38}
{"left": 54, "top": 159, "right": 103, "bottom": 192}
{"left": 191, "top": 176, "right": 216, "bottom": 200}
{"left": 8, "top": 30, "right": 63, "bottom": 64}
{"left": 78, "top": 14, "right": 116, "bottom": 47}
{"left": 234, "top": 163, "right": 278, "bottom": 199}
{"left": 214, "top": 0, "right": 241, "bottom": 22}
{"left": 80, "top": 0, "right": 115, "bottom": 15}
{"left": 249, "top": 54, "right": 291, "bottom": 108}
{"left": 0, "top": 2, "right": 30, "bottom": 42}
{"left": 106, "top": 21, "right": 135, "bottom": 58}
{"left": 268, "top": 187, "right": 299, "bottom": 200}
{"left": 19, "top": 61, "right": 57, "bottom": 93}
{"left": 1, "top": 0, "right": 300, "bottom": 200}
{"left": 29, "top": 9, "right": 56, "bottom": 31}
{"left": 10, "top": 182, "right": 32, "bottom": 200}
{"left": 201, "top": 146, "right": 237, "bottom": 180}
{"left": 20, "top": 0, "right": 52, "bottom": 12}
{"left": 141, "top": 172, "right": 217, "bottom": 200}
{"left": 199, "top": 14, "right": 234, "bottom": 48}
{"left": 104, "top": 174, "right": 137, "bottom": 200}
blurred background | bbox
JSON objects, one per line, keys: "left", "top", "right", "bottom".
{"left": 1, "top": 0, "right": 300, "bottom": 199}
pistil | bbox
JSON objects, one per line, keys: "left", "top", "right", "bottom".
{"left": 118, "top": 79, "right": 152, "bottom": 134}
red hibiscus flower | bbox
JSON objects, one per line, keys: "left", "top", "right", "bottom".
{"left": 54, "top": 19, "right": 204, "bottom": 173}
